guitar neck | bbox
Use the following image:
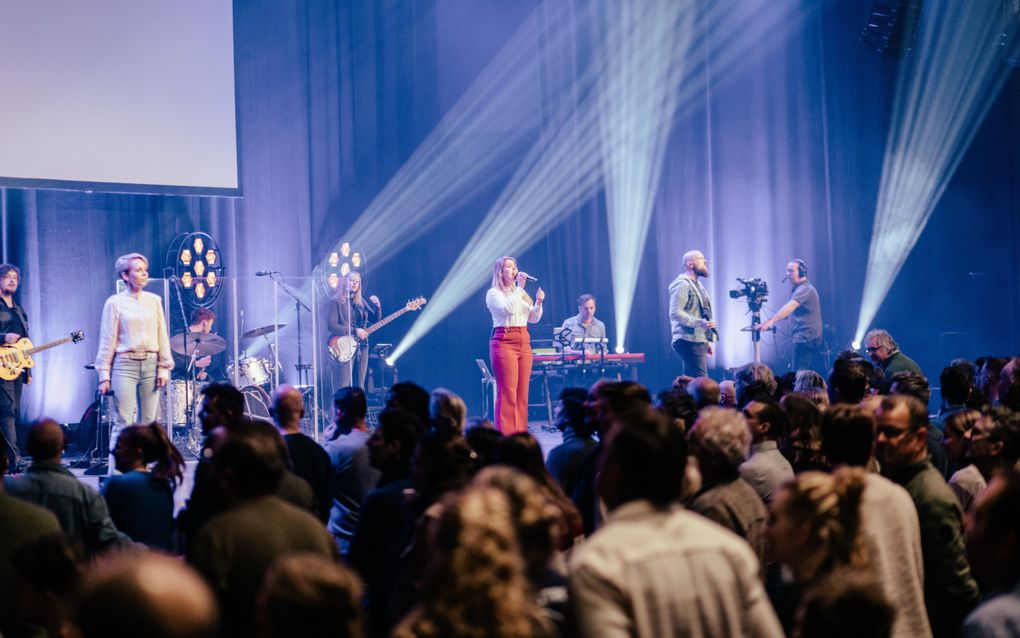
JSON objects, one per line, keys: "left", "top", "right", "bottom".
{"left": 26, "top": 336, "right": 74, "bottom": 356}
{"left": 366, "top": 307, "right": 412, "bottom": 336}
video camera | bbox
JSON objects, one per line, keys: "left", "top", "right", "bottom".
{"left": 729, "top": 277, "right": 769, "bottom": 309}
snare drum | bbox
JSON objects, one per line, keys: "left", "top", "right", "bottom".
{"left": 228, "top": 356, "right": 272, "bottom": 387}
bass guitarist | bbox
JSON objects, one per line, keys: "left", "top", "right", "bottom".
{"left": 327, "top": 271, "right": 380, "bottom": 389}
{"left": 0, "top": 264, "right": 30, "bottom": 472}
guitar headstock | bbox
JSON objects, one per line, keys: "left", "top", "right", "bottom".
{"left": 405, "top": 297, "right": 427, "bottom": 311}
{"left": 70, "top": 330, "right": 85, "bottom": 343}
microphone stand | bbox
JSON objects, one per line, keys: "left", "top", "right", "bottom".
{"left": 268, "top": 272, "right": 312, "bottom": 387}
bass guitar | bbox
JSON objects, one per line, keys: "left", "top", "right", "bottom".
{"left": 327, "top": 297, "right": 426, "bottom": 363}
{"left": 0, "top": 330, "right": 86, "bottom": 380}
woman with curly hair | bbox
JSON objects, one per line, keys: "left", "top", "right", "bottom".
{"left": 103, "top": 422, "right": 184, "bottom": 551}
{"left": 392, "top": 485, "right": 554, "bottom": 638}
{"left": 766, "top": 467, "right": 869, "bottom": 632}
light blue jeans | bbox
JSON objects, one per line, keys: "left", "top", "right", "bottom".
{"left": 109, "top": 357, "right": 160, "bottom": 452}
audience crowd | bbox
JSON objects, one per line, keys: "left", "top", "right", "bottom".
{"left": 2, "top": 343, "right": 1020, "bottom": 638}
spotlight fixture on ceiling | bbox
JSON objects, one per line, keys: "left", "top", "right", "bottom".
{"left": 860, "top": 0, "right": 924, "bottom": 59}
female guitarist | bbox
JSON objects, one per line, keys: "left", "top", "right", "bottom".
{"left": 327, "top": 271, "right": 380, "bottom": 389}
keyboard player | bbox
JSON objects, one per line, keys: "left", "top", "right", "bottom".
{"left": 554, "top": 294, "right": 607, "bottom": 355}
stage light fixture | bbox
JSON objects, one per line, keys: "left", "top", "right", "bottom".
{"left": 854, "top": 1, "right": 1017, "bottom": 345}
{"left": 860, "top": 0, "right": 924, "bottom": 59}
{"left": 317, "top": 240, "right": 366, "bottom": 297}
{"left": 165, "top": 231, "right": 224, "bottom": 307}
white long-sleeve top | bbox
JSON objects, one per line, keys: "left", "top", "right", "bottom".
{"left": 486, "top": 286, "right": 542, "bottom": 327}
{"left": 93, "top": 290, "right": 174, "bottom": 383}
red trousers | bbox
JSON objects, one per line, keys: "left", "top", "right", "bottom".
{"left": 490, "top": 326, "right": 532, "bottom": 434}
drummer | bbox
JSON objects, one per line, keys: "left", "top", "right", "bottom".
{"left": 171, "top": 308, "right": 225, "bottom": 382}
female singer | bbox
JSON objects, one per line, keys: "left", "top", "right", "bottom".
{"left": 328, "top": 270, "right": 381, "bottom": 389}
{"left": 94, "top": 253, "right": 174, "bottom": 446}
{"left": 486, "top": 256, "right": 544, "bottom": 434}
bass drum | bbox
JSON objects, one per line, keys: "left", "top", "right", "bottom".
{"left": 241, "top": 385, "right": 273, "bottom": 422}
{"left": 161, "top": 379, "right": 203, "bottom": 426}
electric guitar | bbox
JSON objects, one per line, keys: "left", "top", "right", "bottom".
{"left": 0, "top": 330, "right": 86, "bottom": 380}
{"left": 327, "top": 297, "right": 426, "bottom": 363}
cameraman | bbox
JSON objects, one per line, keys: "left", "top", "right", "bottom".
{"left": 668, "top": 250, "right": 717, "bottom": 377}
{"left": 758, "top": 259, "right": 823, "bottom": 373}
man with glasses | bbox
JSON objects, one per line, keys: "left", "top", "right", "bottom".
{"left": 876, "top": 394, "right": 979, "bottom": 638}
{"left": 864, "top": 329, "right": 923, "bottom": 383}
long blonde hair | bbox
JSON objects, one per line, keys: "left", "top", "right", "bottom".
{"left": 777, "top": 467, "right": 868, "bottom": 583}
{"left": 342, "top": 271, "right": 363, "bottom": 305}
{"left": 490, "top": 256, "right": 532, "bottom": 305}
{"left": 393, "top": 486, "right": 549, "bottom": 638}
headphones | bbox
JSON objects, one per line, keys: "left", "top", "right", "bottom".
{"left": 793, "top": 259, "right": 807, "bottom": 278}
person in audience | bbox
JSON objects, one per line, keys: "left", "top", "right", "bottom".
{"left": 781, "top": 393, "right": 828, "bottom": 473}
{"left": 104, "top": 422, "right": 184, "bottom": 551}
{"left": 471, "top": 467, "right": 569, "bottom": 632}
{"left": 188, "top": 421, "right": 337, "bottom": 638}
{"left": 774, "top": 372, "right": 796, "bottom": 401}
{"left": 734, "top": 362, "right": 778, "bottom": 408}
{"left": 686, "top": 406, "right": 769, "bottom": 575}
{"left": 271, "top": 384, "right": 331, "bottom": 523}
{"left": 545, "top": 387, "right": 596, "bottom": 498}
{"left": 77, "top": 550, "right": 219, "bottom": 638}
{"left": 464, "top": 425, "right": 502, "bottom": 469}
{"left": 386, "top": 429, "right": 478, "bottom": 632}
{"left": 864, "top": 329, "right": 924, "bottom": 385}
{"left": 180, "top": 384, "right": 316, "bottom": 547}
{"left": 570, "top": 409, "right": 783, "bottom": 637}
{"left": 324, "top": 387, "right": 380, "bottom": 555}
{"left": 943, "top": 409, "right": 983, "bottom": 512}
{"left": 828, "top": 357, "right": 870, "bottom": 405}
{"left": 960, "top": 405, "right": 1020, "bottom": 506}
{"left": 687, "top": 377, "right": 721, "bottom": 410}
{"left": 889, "top": 371, "right": 950, "bottom": 477}
{"left": 348, "top": 408, "right": 421, "bottom": 638}
{"left": 4, "top": 418, "right": 128, "bottom": 555}
{"left": 740, "top": 399, "right": 794, "bottom": 505}
{"left": 655, "top": 386, "right": 698, "bottom": 432}
{"left": 820, "top": 404, "right": 932, "bottom": 638}
{"left": 385, "top": 381, "right": 431, "bottom": 431}
{"left": 257, "top": 552, "right": 365, "bottom": 638}
{"left": 875, "top": 394, "right": 980, "bottom": 638}
{"left": 719, "top": 379, "right": 737, "bottom": 408}
{"left": 0, "top": 450, "right": 61, "bottom": 637}
{"left": 572, "top": 380, "right": 652, "bottom": 535}
{"left": 996, "top": 356, "right": 1020, "bottom": 410}
{"left": 935, "top": 365, "right": 973, "bottom": 430}
{"left": 10, "top": 533, "right": 83, "bottom": 638}
{"left": 392, "top": 485, "right": 554, "bottom": 638}
{"left": 429, "top": 387, "right": 467, "bottom": 433}
{"left": 975, "top": 356, "right": 1008, "bottom": 406}
{"left": 794, "top": 370, "right": 826, "bottom": 394}
{"left": 766, "top": 467, "right": 868, "bottom": 632}
{"left": 794, "top": 572, "right": 895, "bottom": 638}
{"left": 962, "top": 469, "right": 1020, "bottom": 637}
{"left": 496, "top": 433, "right": 583, "bottom": 549}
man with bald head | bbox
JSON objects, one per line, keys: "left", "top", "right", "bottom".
{"left": 76, "top": 551, "right": 219, "bottom": 638}
{"left": 272, "top": 384, "right": 331, "bottom": 523}
{"left": 686, "top": 377, "right": 720, "bottom": 410}
{"left": 668, "top": 249, "right": 717, "bottom": 378}
{"left": 4, "top": 418, "right": 127, "bottom": 555}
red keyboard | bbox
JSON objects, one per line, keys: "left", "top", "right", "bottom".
{"left": 533, "top": 352, "right": 645, "bottom": 364}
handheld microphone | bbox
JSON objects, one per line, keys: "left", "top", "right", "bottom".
{"left": 255, "top": 270, "right": 277, "bottom": 277}
{"left": 524, "top": 274, "right": 538, "bottom": 282}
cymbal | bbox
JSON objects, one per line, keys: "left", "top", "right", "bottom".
{"left": 242, "top": 323, "right": 287, "bottom": 339}
{"left": 170, "top": 332, "right": 227, "bottom": 357}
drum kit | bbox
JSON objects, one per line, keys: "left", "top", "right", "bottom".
{"left": 166, "top": 322, "right": 285, "bottom": 456}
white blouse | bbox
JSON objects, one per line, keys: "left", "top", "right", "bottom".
{"left": 486, "top": 286, "right": 543, "bottom": 327}
{"left": 94, "top": 290, "right": 174, "bottom": 383}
